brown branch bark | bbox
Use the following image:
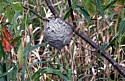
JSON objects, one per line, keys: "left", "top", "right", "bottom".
{"left": 45, "top": 0, "right": 59, "bottom": 18}
{"left": 22, "top": 5, "right": 48, "bottom": 21}
{"left": 67, "top": 0, "right": 77, "bottom": 27}
{"left": 45, "top": 0, "right": 125, "bottom": 77}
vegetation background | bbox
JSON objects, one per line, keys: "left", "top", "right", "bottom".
{"left": 0, "top": 0, "right": 125, "bottom": 81}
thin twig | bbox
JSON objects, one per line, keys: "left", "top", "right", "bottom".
{"left": 45, "top": 0, "right": 59, "bottom": 18}
{"left": 45, "top": 0, "right": 125, "bottom": 77}
{"left": 22, "top": 5, "right": 48, "bottom": 21}
{"left": 67, "top": 0, "right": 77, "bottom": 27}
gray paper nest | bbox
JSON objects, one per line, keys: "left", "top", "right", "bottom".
{"left": 44, "top": 18, "right": 73, "bottom": 50}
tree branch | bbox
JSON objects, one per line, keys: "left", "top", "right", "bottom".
{"left": 45, "top": 0, "right": 125, "bottom": 77}
{"left": 22, "top": 5, "right": 48, "bottom": 21}
{"left": 67, "top": 0, "right": 77, "bottom": 27}
{"left": 45, "top": 0, "right": 59, "bottom": 18}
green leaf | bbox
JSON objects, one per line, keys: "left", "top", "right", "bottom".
{"left": 28, "top": 61, "right": 50, "bottom": 68}
{"left": 63, "top": 8, "right": 70, "bottom": 20}
{"left": 5, "top": 7, "right": 15, "bottom": 22}
{"left": 20, "top": 66, "right": 25, "bottom": 81}
{"left": 0, "top": 66, "right": 15, "bottom": 78}
{"left": 11, "top": 4, "right": 23, "bottom": 12}
{"left": 14, "top": 12, "right": 21, "bottom": 21}
{"left": 68, "top": 69, "right": 72, "bottom": 80}
{"left": 0, "top": 2, "right": 8, "bottom": 8}
{"left": 100, "top": 42, "right": 110, "bottom": 51}
{"left": 24, "top": 39, "right": 46, "bottom": 60}
{"left": 11, "top": 36, "right": 22, "bottom": 44}
{"left": 17, "top": 43, "right": 25, "bottom": 67}
{"left": 0, "top": 9, "right": 4, "bottom": 13}
{"left": 76, "top": 4, "right": 91, "bottom": 23}
{"left": 32, "top": 68, "right": 69, "bottom": 81}
{"left": 0, "top": 40, "right": 5, "bottom": 61}
{"left": 118, "top": 19, "right": 125, "bottom": 39}
{"left": 120, "top": 35, "right": 125, "bottom": 44}
{"left": 82, "top": 0, "right": 96, "bottom": 15}
{"left": 94, "top": 0, "right": 104, "bottom": 17}
{"left": 9, "top": 0, "right": 16, "bottom": 2}
{"left": 103, "top": 0, "right": 117, "bottom": 11}
{"left": 30, "top": 43, "right": 46, "bottom": 51}
{"left": 11, "top": 64, "right": 18, "bottom": 81}
{"left": 78, "top": 74, "right": 93, "bottom": 81}
{"left": 23, "top": 40, "right": 32, "bottom": 60}
{"left": 82, "top": 64, "right": 89, "bottom": 70}
{"left": 106, "top": 8, "right": 125, "bottom": 19}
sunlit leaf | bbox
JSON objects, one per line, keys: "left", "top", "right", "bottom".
{"left": 0, "top": 2, "right": 8, "bottom": 8}
{"left": 5, "top": 7, "right": 15, "bottom": 22}
{"left": 17, "top": 43, "right": 25, "bottom": 68}
{"left": 11, "top": 3, "right": 24, "bottom": 12}
{"left": 82, "top": 0, "right": 96, "bottom": 16}
{"left": 0, "top": 2, "right": 7, "bottom": 13}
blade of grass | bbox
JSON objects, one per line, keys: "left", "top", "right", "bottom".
{"left": 0, "top": 40, "right": 8, "bottom": 80}
{"left": 78, "top": 74, "right": 93, "bottom": 81}
{"left": 118, "top": 19, "right": 125, "bottom": 39}
{"left": 32, "top": 68, "right": 69, "bottom": 81}
{"left": 63, "top": 8, "right": 70, "bottom": 20}
{"left": 0, "top": 66, "right": 16, "bottom": 78}
{"left": 100, "top": 42, "right": 110, "bottom": 51}
{"left": 24, "top": 40, "right": 32, "bottom": 61}
{"left": 21, "top": 66, "right": 25, "bottom": 81}
{"left": 103, "top": 0, "right": 117, "bottom": 11}
{"left": 106, "top": 8, "right": 125, "bottom": 19}
{"left": 94, "top": 0, "right": 104, "bottom": 17}
{"left": 28, "top": 61, "right": 51, "bottom": 68}
{"left": 68, "top": 69, "right": 72, "bottom": 81}
{"left": 30, "top": 43, "right": 46, "bottom": 51}
{"left": 76, "top": 4, "right": 91, "bottom": 23}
